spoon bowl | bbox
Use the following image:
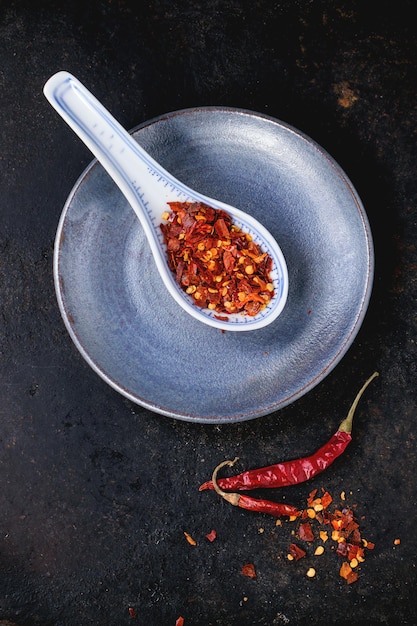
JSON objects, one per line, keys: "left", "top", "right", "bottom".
{"left": 43, "top": 71, "right": 288, "bottom": 331}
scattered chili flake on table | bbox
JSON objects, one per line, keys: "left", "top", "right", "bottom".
{"left": 160, "top": 201, "right": 275, "bottom": 318}
{"left": 287, "top": 488, "right": 375, "bottom": 584}
{"left": 199, "top": 372, "right": 378, "bottom": 493}
{"left": 241, "top": 563, "right": 257, "bottom": 578}
{"left": 205, "top": 529, "right": 217, "bottom": 542}
{"left": 128, "top": 607, "right": 137, "bottom": 618}
{"left": 175, "top": 617, "right": 184, "bottom": 626}
{"left": 339, "top": 561, "right": 358, "bottom": 584}
{"left": 183, "top": 531, "right": 197, "bottom": 546}
{"left": 288, "top": 543, "right": 306, "bottom": 561}
{"left": 298, "top": 521, "right": 315, "bottom": 542}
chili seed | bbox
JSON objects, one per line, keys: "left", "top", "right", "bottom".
{"left": 306, "top": 568, "right": 316, "bottom": 578}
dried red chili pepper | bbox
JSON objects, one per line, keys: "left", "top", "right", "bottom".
{"left": 210, "top": 458, "right": 301, "bottom": 518}
{"left": 199, "top": 372, "right": 378, "bottom": 492}
{"left": 160, "top": 201, "right": 275, "bottom": 317}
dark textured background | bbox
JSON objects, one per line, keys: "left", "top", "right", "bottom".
{"left": 1, "top": 1, "right": 416, "bottom": 624}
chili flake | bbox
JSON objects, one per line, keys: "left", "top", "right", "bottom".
{"left": 287, "top": 489, "right": 375, "bottom": 584}
{"left": 183, "top": 531, "right": 196, "bottom": 546}
{"left": 288, "top": 543, "right": 306, "bottom": 561}
{"left": 160, "top": 201, "right": 275, "bottom": 318}
{"left": 339, "top": 561, "right": 358, "bottom": 584}
{"left": 241, "top": 563, "right": 257, "bottom": 578}
{"left": 205, "top": 529, "right": 217, "bottom": 542}
{"left": 298, "top": 521, "right": 314, "bottom": 542}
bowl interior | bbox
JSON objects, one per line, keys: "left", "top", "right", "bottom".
{"left": 54, "top": 108, "right": 373, "bottom": 423}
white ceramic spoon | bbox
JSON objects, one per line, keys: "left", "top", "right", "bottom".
{"left": 44, "top": 71, "right": 288, "bottom": 331}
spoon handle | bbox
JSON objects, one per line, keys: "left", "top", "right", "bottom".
{"left": 43, "top": 71, "right": 185, "bottom": 249}
{"left": 44, "top": 72, "right": 289, "bottom": 331}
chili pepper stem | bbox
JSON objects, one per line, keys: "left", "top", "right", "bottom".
{"left": 338, "top": 371, "right": 379, "bottom": 433}
{"left": 211, "top": 457, "right": 241, "bottom": 506}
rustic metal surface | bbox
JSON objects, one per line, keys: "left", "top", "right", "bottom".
{"left": 1, "top": 1, "right": 416, "bottom": 625}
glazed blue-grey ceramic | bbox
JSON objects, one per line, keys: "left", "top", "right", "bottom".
{"left": 54, "top": 107, "right": 374, "bottom": 423}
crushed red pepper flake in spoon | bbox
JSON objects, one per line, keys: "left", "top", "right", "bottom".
{"left": 160, "top": 201, "right": 275, "bottom": 318}
{"left": 199, "top": 372, "right": 379, "bottom": 493}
